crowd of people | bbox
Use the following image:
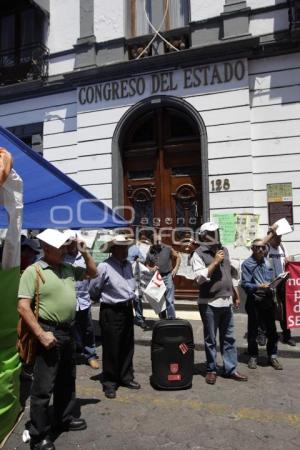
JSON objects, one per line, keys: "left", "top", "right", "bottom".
{"left": 16, "top": 222, "right": 294, "bottom": 450}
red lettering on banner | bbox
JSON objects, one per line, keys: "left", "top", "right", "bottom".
{"left": 285, "top": 262, "right": 300, "bottom": 328}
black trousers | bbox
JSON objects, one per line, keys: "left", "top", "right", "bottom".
{"left": 246, "top": 299, "right": 278, "bottom": 357}
{"left": 29, "top": 324, "right": 76, "bottom": 441}
{"left": 100, "top": 301, "right": 134, "bottom": 391}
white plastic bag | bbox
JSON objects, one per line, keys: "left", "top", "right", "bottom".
{"left": 143, "top": 270, "right": 166, "bottom": 314}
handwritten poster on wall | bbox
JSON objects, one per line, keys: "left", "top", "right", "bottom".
{"left": 212, "top": 213, "right": 260, "bottom": 247}
{"left": 212, "top": 213, "right": 236, "bottom": 245}
{"left": 235, "top": 214, "right": 260, "bottom": 247}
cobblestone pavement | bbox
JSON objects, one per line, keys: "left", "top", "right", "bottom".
{"left": 6, "top": 312, "right": 300, "bottom": 450}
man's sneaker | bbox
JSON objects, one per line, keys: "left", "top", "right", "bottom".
{"left": 248, "top": 357, "right": 258, "bottom": 369}
{"left": 269, "top": 357, "right": 283, "bottom": 370}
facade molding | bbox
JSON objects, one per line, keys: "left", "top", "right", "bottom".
{"left": 0, "top": 30, "right": 299, "bottom": 104}
{"left": 223, "top": 1, "right": 248, "bottom": 13}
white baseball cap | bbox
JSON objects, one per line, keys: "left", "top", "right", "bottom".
{"left": 36, "top": 229, "right": 75, "bottom": 249}
{"left": 199, "top": 222, "right": 219, "bottom": 233}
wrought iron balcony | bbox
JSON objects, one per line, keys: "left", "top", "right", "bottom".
{"left": 0, "top": 42, "right": 49, "bottom": 85}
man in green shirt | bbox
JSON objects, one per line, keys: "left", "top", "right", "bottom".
{"left": 17, "top": 229, "right": 97, "bottom": 450}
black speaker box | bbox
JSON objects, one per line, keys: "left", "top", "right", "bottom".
{"left": 150, "top": 319, "right": 194, "bottom": 390}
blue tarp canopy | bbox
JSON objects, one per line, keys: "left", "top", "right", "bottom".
{"left": 0, "top": 126, "right": 127, "bottom": 229}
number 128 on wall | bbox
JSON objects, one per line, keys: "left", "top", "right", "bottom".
{"left": 211, "top": 179, "right": 230, "bottom": 192}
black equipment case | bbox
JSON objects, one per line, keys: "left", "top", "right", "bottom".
{"left": 150, "top": 319, "right": 194, "bottom": 390}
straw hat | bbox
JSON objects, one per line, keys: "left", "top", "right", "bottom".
{"left": 99, "top": 234, "right": 135, "bottom": 253}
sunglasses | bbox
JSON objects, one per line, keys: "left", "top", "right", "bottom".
{"left": 253, "top": 245, "right": 266, "bottom": 251}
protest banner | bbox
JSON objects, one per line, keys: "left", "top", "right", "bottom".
{"left": 285, "top": 262, "right": 300, "bottom": 328}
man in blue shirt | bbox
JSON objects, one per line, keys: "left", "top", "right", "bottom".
{"left": 241, "top": 239, "right": 282, "bottom": 370}
{"left": 89, "top": 234, "right": 141, "bottom": 399}
{"left": 65, "top": 240, "right": 99, "bottom": 369}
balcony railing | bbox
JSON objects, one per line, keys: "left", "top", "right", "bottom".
{"left": 0, "top": 42, "right": 49, "bottom": 85}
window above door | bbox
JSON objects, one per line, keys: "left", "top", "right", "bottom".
{"left": 126, "top": 0, "right": 190, "bottom": 37}
{"left": 126, "top": 0, "right": 190, "bottom": 59}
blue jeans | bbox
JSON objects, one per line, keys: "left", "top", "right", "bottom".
{"left": 162, "top": 273, "right": 176, "bottom": 319}
{"left": 74, "top": 307, "right": 97, "bottom": 362}
{"left": 198, "top": 304, "right": 237, "bottom": 375}
{"left": 133, "top": 295, "right": 145, "bottom": 324}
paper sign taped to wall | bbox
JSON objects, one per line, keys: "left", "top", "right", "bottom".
{"left": 212, "top": 213, "right": 236, "bottom": 245}
{"left": 235, "top": 214, "right": 260, "bottom": 247}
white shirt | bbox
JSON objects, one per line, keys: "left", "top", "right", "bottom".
{"left": 191, "top": 251, "right": 239, "bottom": 307}
{"left": 267, "top": 244, "right": 287, "bottom": 277}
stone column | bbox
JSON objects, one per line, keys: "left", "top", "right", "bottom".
{"left": 224, "top": 1, "right": 247, "bottom": 13}
{"left": 74, "top": 0, "right": 97, "bottom": 70}
{"left": 222, "top": 0, "right": 250, "bottom": 39}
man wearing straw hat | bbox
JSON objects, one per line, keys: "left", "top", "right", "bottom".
{"left": 89, "top": 233, "right": 140, "bottom": 399}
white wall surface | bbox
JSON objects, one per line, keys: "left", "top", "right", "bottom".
{"left": 249, "top": 52, "right": 300, "bottom": 250}
{"left": 48, "top": 54, "right": 76, "bottom": 76}
{"left": 190, "top": 0, "right": 224, "bottom": 22}
{"left": 249, "top": 8, "right": 289, "bottom": 36}
{"left": 47, "top": 0, "right": 80, "bottom": 53}
{"left": 0, "top": 91, "right": 76, "bottom": 129}
{"left": 76, "top": 59, "right": 251, "bottom": 214}
{"left": 1, "top": 51, "right": 299, "bottom": 249}
{"left": 94, "top": 0, "right": 124, "bottom": 43}
{"left": 0, "top": 90, "right": 78, "bottom": 185}
{"left": 248, "top": 0, "right": 286, "bottom": 9}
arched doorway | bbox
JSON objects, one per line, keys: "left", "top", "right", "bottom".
{"left": 116, "top": 96, "right": 208, "bottom": 298}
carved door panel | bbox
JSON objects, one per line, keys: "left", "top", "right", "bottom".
{"left": 123, "top": 106, "right": 202, "bottom": 299}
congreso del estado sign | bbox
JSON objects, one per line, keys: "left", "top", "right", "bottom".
{"left": 78, "top": 59, "right": 247, "bottom": 106}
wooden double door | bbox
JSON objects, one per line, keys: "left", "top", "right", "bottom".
{"left": 122, "top": 105, "right": 202, "bottom": 298}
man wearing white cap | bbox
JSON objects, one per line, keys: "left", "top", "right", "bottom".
{"left": 17, "top": 229, "right": 97, "bottom": 450}
{"left": 191, "top": 222, "right": 248, "bottom": 385}
{"left": 89, "top": 234, "right": 140, "bottom": 399}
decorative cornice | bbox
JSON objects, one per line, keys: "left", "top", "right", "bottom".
{"left": 0, "top": 30, "right": 299, "bottom": 104}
